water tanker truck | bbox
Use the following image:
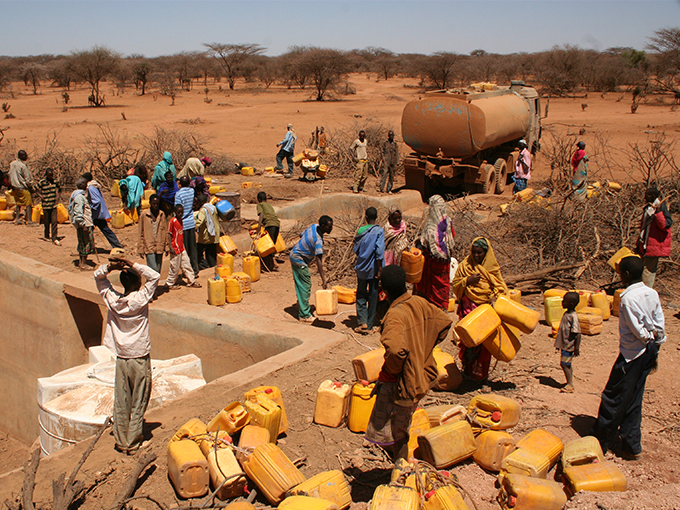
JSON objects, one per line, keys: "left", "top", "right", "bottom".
{"left": 401, "top": 81, "right": 542, "bottom": 199}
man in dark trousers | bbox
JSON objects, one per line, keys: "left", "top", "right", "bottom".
{"left": 365, "top": 265, "right": 452, "bottom": 461}
{"left": 592, "top": 256, "right": 665, "bottom": 460}
{"left": 379, "top": 130, "right": 399, "bottom": 193}
{"left": 353, "top": 207, "right": 384, "bottom": 333}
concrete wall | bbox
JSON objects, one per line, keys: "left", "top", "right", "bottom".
{"left": 0, "top": 250, "right": 343, "bottom": 444}
{"left": 0, "top": 254, "right": 97, "bottom": 443}
{"left": 240, "top": 190, "right": 423, "bottom": 223}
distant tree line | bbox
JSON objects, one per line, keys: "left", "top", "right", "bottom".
{"left": 0, "top": 27, "right": 678, "bottom": 106}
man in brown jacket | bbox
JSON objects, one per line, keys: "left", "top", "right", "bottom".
{"left": 138, "top": 194, "right": 168, "bottom": 274}
{"left": 365, "top": 264, "right": 452, "bottom": 460}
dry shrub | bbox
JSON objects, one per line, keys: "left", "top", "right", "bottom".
{"left": 34, "top": 133, "right": 82, "bottom": 188}
{"left": 140, "top": 126, "right": 209, "bottom": 170}
{"left": 80, "top": 125, "right": 143, "bottom": 187}
{"left": 323, "top": 120, "right": 402, "bottom": 179}
{"left": 0, "top": 125, "right": 236, "bottom": 191}
{"left": 485, "top": 182, "right": 680, "bottom": 293}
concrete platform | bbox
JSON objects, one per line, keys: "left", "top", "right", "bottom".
{"left": 0, "top": 249, "right": 345, "bottom": 443}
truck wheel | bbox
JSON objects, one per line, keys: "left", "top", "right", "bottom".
{"left": 494, "top": 159, "right": 507, "bottom": 194}
{"left": 480, "top": 164, "right": 496, "bottom": 194}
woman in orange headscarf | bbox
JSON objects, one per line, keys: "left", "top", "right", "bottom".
{"left": 452, "top": 237, "right": 508, "bottom": 380}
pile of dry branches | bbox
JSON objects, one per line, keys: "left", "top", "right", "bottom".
{"left": 0, "top": 125, "right": 231, "bottom": 192}
{"left": 316, "top": 121, "right": 403, "bottom": 180}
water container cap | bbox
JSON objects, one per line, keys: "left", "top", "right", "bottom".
{"left": 424, "top": 490, "right": 436, "bottom": 500}
{"left": 491, "top": 411, "right": 502, "bottom": 422}
{"left": 360, "top": 380, "right": 369, "bottom": 386}
{"left": 507, "top": 495, "right": 516, "bottom": 507}
{"left": 333, "top": 382, "right": 342, "bottom": 388}
{"left": 264, "top": 388, "right": 273, "bottom": 394}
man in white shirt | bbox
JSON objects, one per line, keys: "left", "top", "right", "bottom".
{"left": 95, "top": 254, "right": 160, "bottom": 454}
{"left": 592, "top": 256, "right": 665, "bottom": 460}
{"left": 350, "top": 130, "right": 369, "bottom": 194}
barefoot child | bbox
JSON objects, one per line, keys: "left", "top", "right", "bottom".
{"left": 554, "top": 291, "right": 581, "bottom": 392}
{"left": 166, "top": 204, "right": 201, "bottom": 289}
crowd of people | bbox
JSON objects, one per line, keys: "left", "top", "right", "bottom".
{"left": 1, "top": 141, "right": 672, "bottom": 464}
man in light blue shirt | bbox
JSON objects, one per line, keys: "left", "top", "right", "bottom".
{"left": 275, "top": 124, "right": 297, "bottom": 178}
{"left": 290, "top": 215, "right": 333, "bottom": 322}
{"left": 174, "top": 176, "right": 198, "bottom": 276}
{"left": 592, "top": 256, "right": 665, "bottom": 460}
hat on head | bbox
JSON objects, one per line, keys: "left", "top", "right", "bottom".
{"left": 287, "top": 123, "right": 293, "bottom": 128}
{"left": 200, "top": 156, "right": 212, "bottom": 166}
{"left": 109, "top": 248, "right": 126, "bottom": 260}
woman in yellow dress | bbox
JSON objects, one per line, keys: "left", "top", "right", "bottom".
{"left": 452, "top": 237, "right": 508, "bottom": 380}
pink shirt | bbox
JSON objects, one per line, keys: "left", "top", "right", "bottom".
{"left": 514, "top": 148, "right": 532, "bottom": 179}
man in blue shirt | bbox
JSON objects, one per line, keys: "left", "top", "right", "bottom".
{"left": 275, "top": 124, "right": 297, "bottom": 179}
{"left": 290, "top": 215, "right": 333, "bottom": 322}
{"left": 353, "top": 207, "right": 385, "bottom": 333}
{"left": 83, "top": 172, "right": 123, "bottom": 249}
{"left": 174, "top": 176, "right": 198, "bottom": 276}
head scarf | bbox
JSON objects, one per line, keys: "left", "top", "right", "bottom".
{"left": 190, "top": 176, "right": 208, "bottom": 192}
{"left": 383, "top": 207, "right": 409, "bottom": 265}
{"left": 419, "top": 195, "right": 455, "bottom": 260}
{"left": 452, "top": 236, "right": 508, "bottom": 304}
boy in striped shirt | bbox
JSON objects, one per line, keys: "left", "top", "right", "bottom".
{"left": 290, "top": 215, "right": 333, "bottom": 322}
{"left": 37, "top": 168, "right": 61, "bottom": 245}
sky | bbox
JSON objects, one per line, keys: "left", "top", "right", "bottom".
{"left": 2, "top": 0, "right": 679, "bottom": 58}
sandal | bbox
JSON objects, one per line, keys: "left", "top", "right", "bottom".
{"left": 187, "top": 282, "right": 202, "bottom": 288}
{"left": 354, "top": 325, "right": 368, "bottom": 334}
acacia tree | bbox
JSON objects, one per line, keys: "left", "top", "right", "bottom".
{"left": 296, "top": 47, "right": 349, "bottom": 100}
{"left": 20, "top": 63, "right": 45, "bottom": 94}
{"left": 647, "top": 27, "right": 680, "bottom": 92}
{"left": 254, "top": 56, "right": 279, "bottom": 89}
{"left": 535, "top": 45, "right": 584, "bottom": 94}
{"left": 132, "top": 60, "right": 152, "bottom": 95}
{"left": 204, "top": 43, "right": 265, "bottom": 90}
{"left": 69, "top": 46, "right": 120, "bottom": 106}
{"left": 279, "top": 46, "right": 309, "bottom": 89}
{"left": 421, "top": 52, "right": 459, "bottom": 89}
{"left": 47, "top": 58, "right": 73, "bottom": 89}
{"left": 366, "top": 47, "right": 398, "bottom": 80}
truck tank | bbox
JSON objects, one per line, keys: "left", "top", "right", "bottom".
{"left": 401, "top": 90, "right": 531, "bottom": 159}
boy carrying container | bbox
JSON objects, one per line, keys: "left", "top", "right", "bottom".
{"left": 166, "top": 204, "right": 201, "bottom": 290}
{"left": 256, "top": 191, "right": 281, "bottom": 271}
{"left": 554, "top": 291, "right": 581, "bottom": 393}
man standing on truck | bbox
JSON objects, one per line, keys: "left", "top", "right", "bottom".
{"left": 379, "top": 130, "right": 399, "bottom": 194}
{"left": 513, "top": 139, "right": 532, "bottom": 194}
{"left": 350, "top": 130, "right": 369, "bottom": 194}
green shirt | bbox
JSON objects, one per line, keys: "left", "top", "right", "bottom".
{"left": 257, "top": 202, "right": 280, "bottom": 228}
